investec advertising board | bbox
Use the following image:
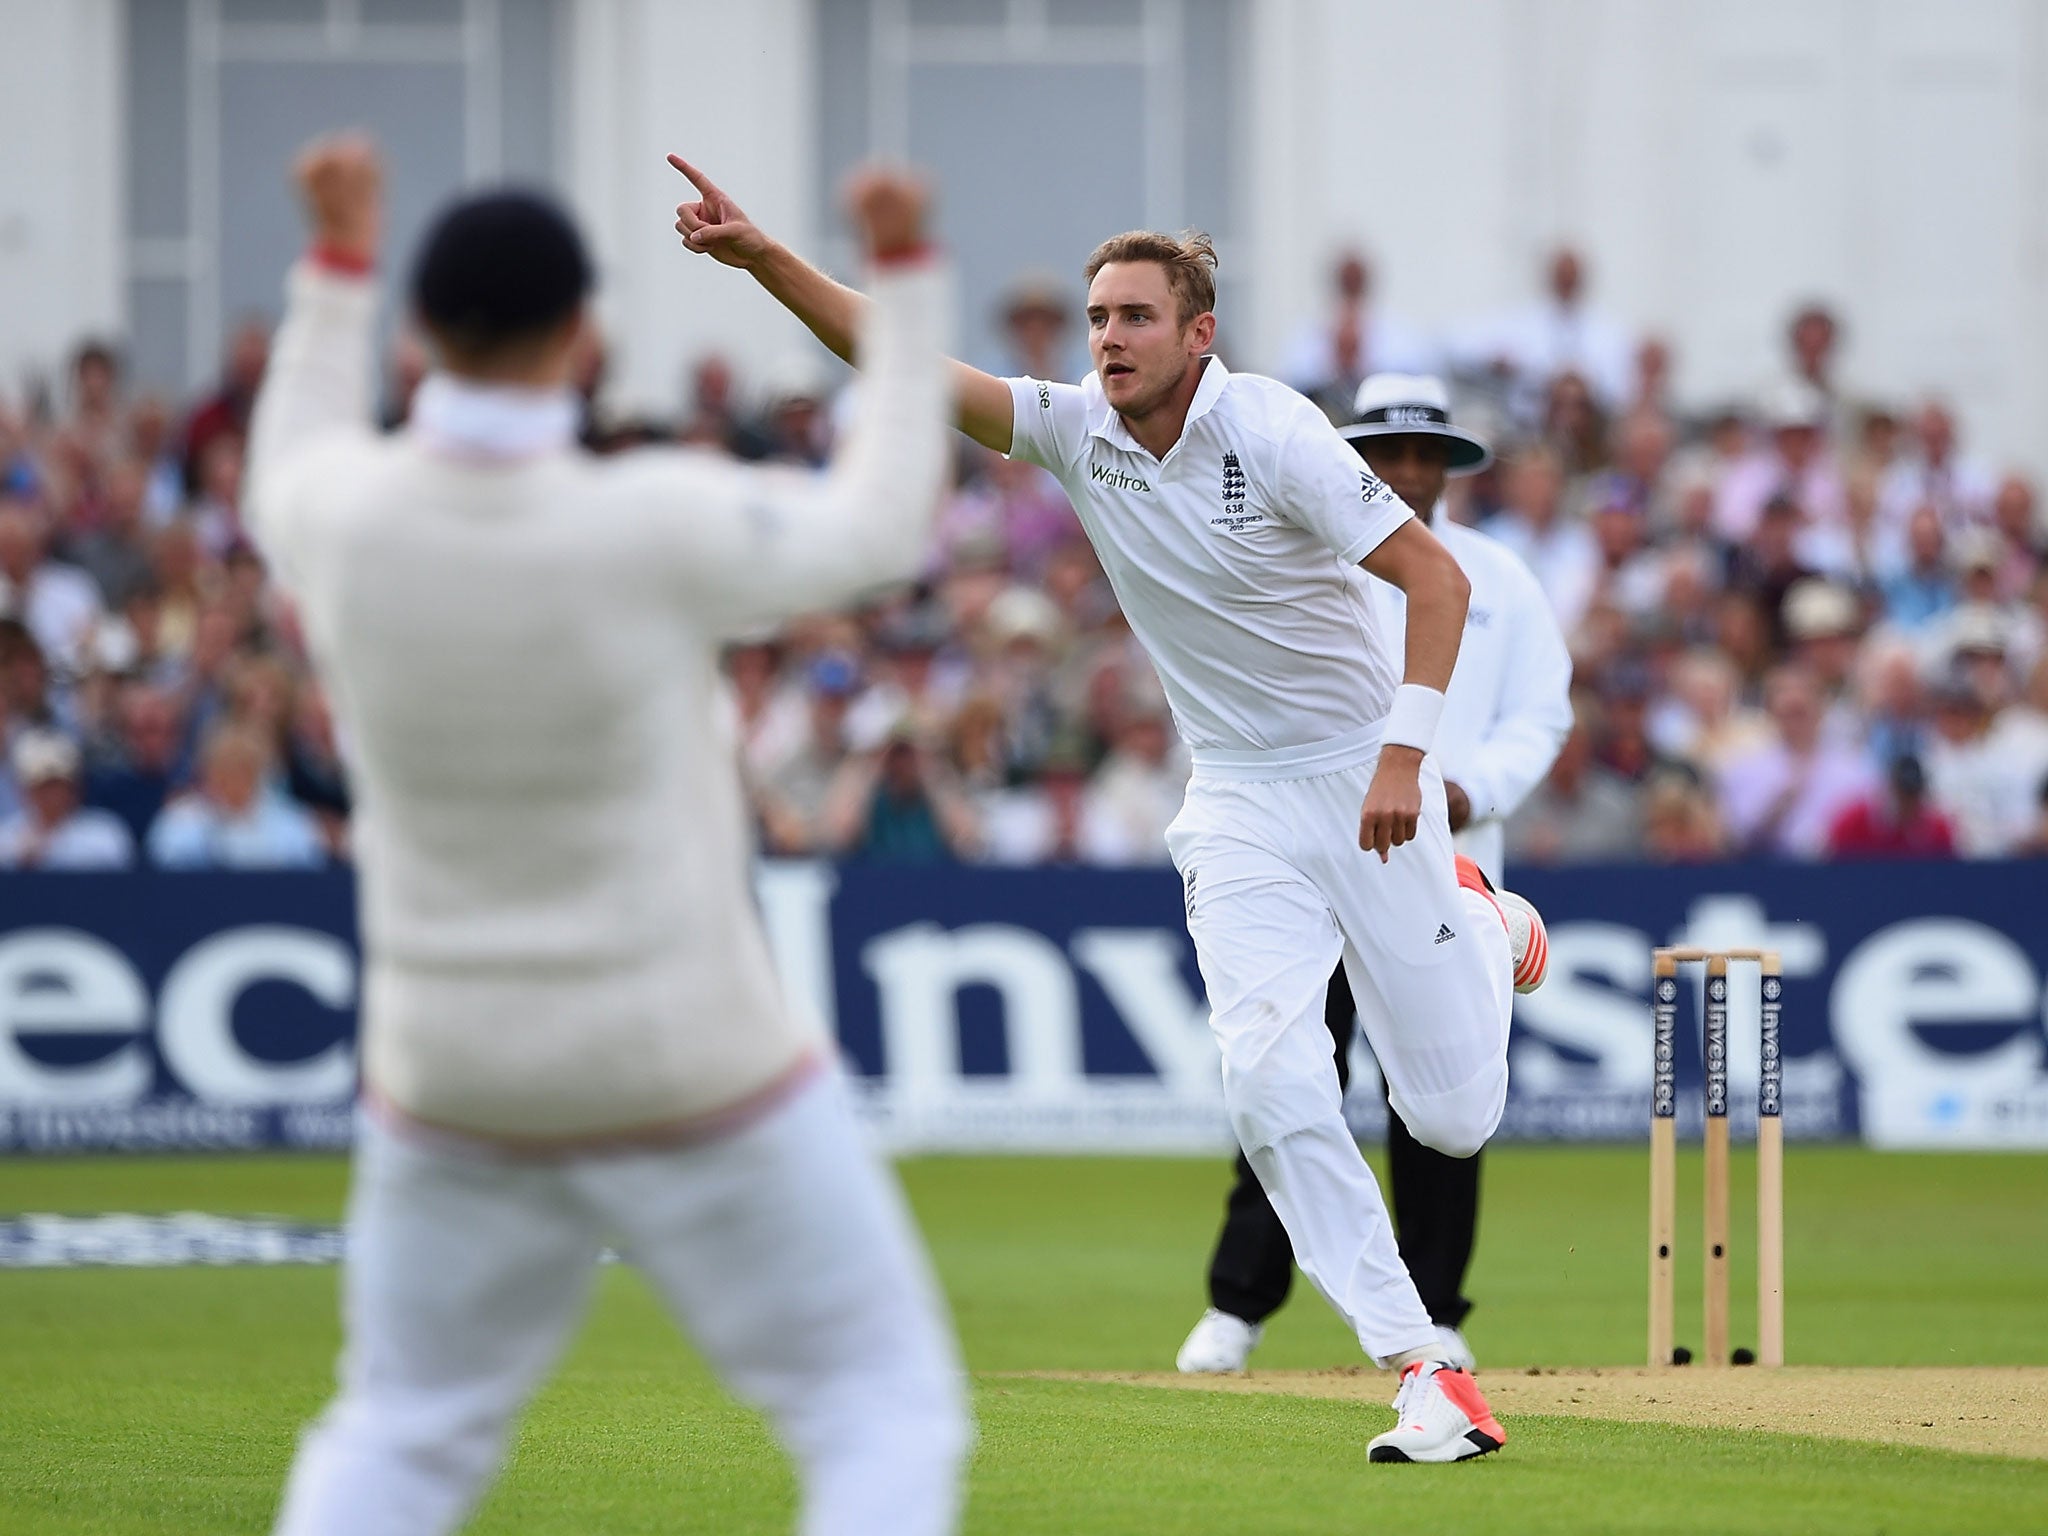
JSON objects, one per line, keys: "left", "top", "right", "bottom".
{"left": 1, "top": 862, "right": 2045, "bottom": 1153}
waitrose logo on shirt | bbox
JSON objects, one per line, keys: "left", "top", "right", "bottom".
{"left": 1089, "top": 461, "right": 1151, "bottom": 492}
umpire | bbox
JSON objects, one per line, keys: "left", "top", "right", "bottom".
{"left": 1177, "top": 375, "right": 1574, "bottom": 1372}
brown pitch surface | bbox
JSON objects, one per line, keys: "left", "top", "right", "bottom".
{"left": 1016, "top": 1366, "right": 2048, "bottom": 1461}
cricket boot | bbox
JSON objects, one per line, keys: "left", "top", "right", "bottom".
{"left": 1367, "top": 1359, "right": 1507, "bottom": 1463}
{"left": 1176, "top": 1309, "right": 1262, "bottom": 1373}
{"left": 1455, "top": 854, "right": 1549, "bottom": 994}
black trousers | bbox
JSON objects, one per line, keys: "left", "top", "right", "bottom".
{"left": 1205, "top": 964, "right": 1481, "bottom": 1329}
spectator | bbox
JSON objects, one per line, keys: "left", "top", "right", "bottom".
{"left": 148, "top": 520, "right": 210, "bottom": 660}
{"left": 1826, "top": 753, "right": 1956, "bottom": 859}
{"left": 1543, "top": 371, "right": 1609, "bottom": 479}
{"left": 1781, "top": 579, "right": 1866, "bottom": 741}
{"left": 2013, "top": 771, "right": 2048, "bottom": 857}
{"left": 1651, "top": 541, "right": 1724, "bottom": 648}
{"left": 1848, "top": 403, "right": 1904, "bottom": 486}
{"left": 1610, "top": 408, "right": 1676, "bottom": 524}
{"left": 1641, "top": 764, "right": 1727, "bottom": 863}
{"left": 820, "top": 727, "right": 977, "bottom": 864}
{"left": 757, "top": 374, "right": 829, "bottom": 468}
{"left": 0, "top": 730, "right": 134, "bottom": 869}
{"left": 1880, "top": 505, "right": 1956, "bottom": 633}
{"left": 114, "top": 583, "right": 182, "bottom": 689}
{"left": 181, "top": 317, "right": 269, "bottom": 491}
{"left": 1857, "top": 636, "right": 1931, "bottom": 769}
{"left": 848, "top": 603, "right": 967, "bottom": 755}
{"left": 1924, "top": 670, "right": 2048, "bottom": 857}
{"left": 1785, "top": 302, "right": 1846, "bottom": 420}
{"left": 283, "top": 680, "right": 350, "bottom": 836}
{"left": 1484, "top": 446, "right": 1598, "bottom": 635}
{"left": 675, "top": 354, "right": 771, "bottom": 458}
{"left": 1648, "top": 647, "right": 1768, "bottom": 772}
{"left": 82, "top": 680, "right": 184, "bottom": 842}
{"left": 1878, "top": 399, "right": 1996, "bottom": 532}
{"left": 1934, "top": 602, "right": 2021, "bottom": 714}
{"left": 1803, "top": 463, "right": 1899, "bottom": 585}
{"left": 935, "top": 448, "right": 1081, "bottom": 578}
{"left": 1938, "top": 528, "right": 2047, "bottom": 683}
{"left": 981, "top": 585, "right": 1066, "bottom": 780}
{"left": 1582, "top": 481, "right": 1660, "bottom": 616}
{"left": 67, "top": 340, "right": 125, "bottom": 468}
{"left": 145, "top": 723, "right": 323, "bottom": 869}
{"left": 64, "top": 457, "right": 157, "bottom": 608}
{"left": 994, "top": 274, "right": 1084, "bottom": 384}
{"left": 185, "top": 432, "right": 245, "bottom": 556}
{"left": 1080, "top": 703, "right": 1185, "bottom": 865}
{"left": 1714, "top": 378, "right": 1845, "bottom": 540}
{"left": 727, "top": 639, "right": 808, "bottom": 788}
{"left": 0, "top": 620, "right": 68, "bottom": 743}
{"left": 0, "top": 402, "right": 41, "bottom": 499}
{"left": 945, "top": 692, "right": 1010, "bottom": 809}
{"left": 1725, "top": 495, "right": 1820, "bottom": 649}
{"left": 0, "top": 499, "right": 103, "bottom": 674}
{"left": 1715, "top": 663, "right": 1876, "bottom": 858}
{"left": 1593, "top": 664, "right": 1662, "bottom": 782}
{"left": 11, "top": 242, "right": 2045, "bottom": 875}
{"left": 1506, "top": 693, "right": 1643, "bottom": 863}
{"left": 979, "top": 736, "right": 1130, "bottom": 866}
{"left": 755, "top": 653, "right": 861, "bottom": 855}
{"left": 1987, "top": 474, "right": 2042, "bottom": 602}
{"left": 126, "top": 394, "right": 185, "bottom": 521}
{"left": 1278, "top": 250, "right": 1435, "bottom": 420}
{"left": 1625, "top": 335, "right": 1676, "bottom": 421}
{"left": 1472, "top": 246, "right": 1634, "bottom": 416}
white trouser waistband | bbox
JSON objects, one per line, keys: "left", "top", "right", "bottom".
{"left": 1186, "top": 718, "right": 1387, "bottom": 781}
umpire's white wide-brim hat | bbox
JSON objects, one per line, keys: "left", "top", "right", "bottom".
{"left": 1339, "top": 373, "right": 1493, "bottom": 476}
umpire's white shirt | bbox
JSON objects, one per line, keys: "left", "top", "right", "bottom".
{"left": 1367, "top": 514, "right": 1574, "bottom": 882}
{"left": 246, "top": 260, "right": 950, "bottom": 1143}
{"left": 1006, "top": 360, "right": 1413, "bottom": 756}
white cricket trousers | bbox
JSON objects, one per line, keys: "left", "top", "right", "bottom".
{"left": 272, "top": 1068, "right": 969, "bottom": 1536}
{"left": 1166, "top": 735, "right": 1513, "bottom": 1363}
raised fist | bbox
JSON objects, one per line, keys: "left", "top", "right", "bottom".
{"left": 843, "top": 167, "right": 930, "bottom": 262}
{"left": 294, "top": 133, "right": 382, "bottom": 264}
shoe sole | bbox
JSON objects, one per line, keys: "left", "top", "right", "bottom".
{"left": 1368, "top": 1428, "right": 1506, "bottom": 1464}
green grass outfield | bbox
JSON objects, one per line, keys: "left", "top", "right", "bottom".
{"left": 3, "top": 1146, "right": 2046, "bottom": 1533}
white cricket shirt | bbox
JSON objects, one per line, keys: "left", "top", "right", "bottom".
{"left": 1006, "top": 360, "right": 1413, "bottom": 754}
{"left": 1366, "top": 514, "right": 1575, "bottom": 882}
{"left": 247, "top": 259, "right": 951, "bottom": 1142}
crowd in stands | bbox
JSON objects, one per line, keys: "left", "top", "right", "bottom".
{"left": 1, "top": 243, "right": 2043, "bottom": 870}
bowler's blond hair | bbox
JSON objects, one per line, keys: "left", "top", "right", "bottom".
{"left": 1083, "top": 230, "right": 1218, "bottom": 328}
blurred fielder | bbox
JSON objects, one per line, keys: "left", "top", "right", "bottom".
{"left": 673, "top": 157, "right": 1547, "bottom": 1462}
{"left": 1179, "top": 375, "right": 1571, "bottom": 1376}
{"left": 252, "top": 139, "right": 968, "bottom": 1536}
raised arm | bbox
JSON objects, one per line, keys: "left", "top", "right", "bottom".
{"left": 244, "top": 135, "right": 383, "bottom": 579}
{"left": 669, "top": 154, "right": 1016, "bottom": 453}
{"left": 646, "top": 168, "right": 955, "bottom": 633}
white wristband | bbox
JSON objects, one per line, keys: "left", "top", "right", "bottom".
{"left": 1382, "top": 684, "right": 1446, "bottom": 756}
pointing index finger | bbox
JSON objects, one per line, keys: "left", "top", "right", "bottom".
{"left": 666, "top": 154, "right": 720, "bottom": 198}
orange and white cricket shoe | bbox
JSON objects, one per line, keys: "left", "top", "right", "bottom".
{"left": 1367, "top": 1360, "right": 1507, "bottom": 1463}
{"left": 1455, "top": 855, "right": 1548, "bottom": 995}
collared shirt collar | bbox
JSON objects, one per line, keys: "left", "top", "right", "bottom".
{"left": 1088, "top": 355, "right": 1231, "bottom": 458}
{"left": 410, "top": 373, "right": 578, "bottom": 461}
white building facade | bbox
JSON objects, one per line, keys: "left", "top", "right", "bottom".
{"left": 2, "top": 0, "right": 2043, "bottom": 479}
